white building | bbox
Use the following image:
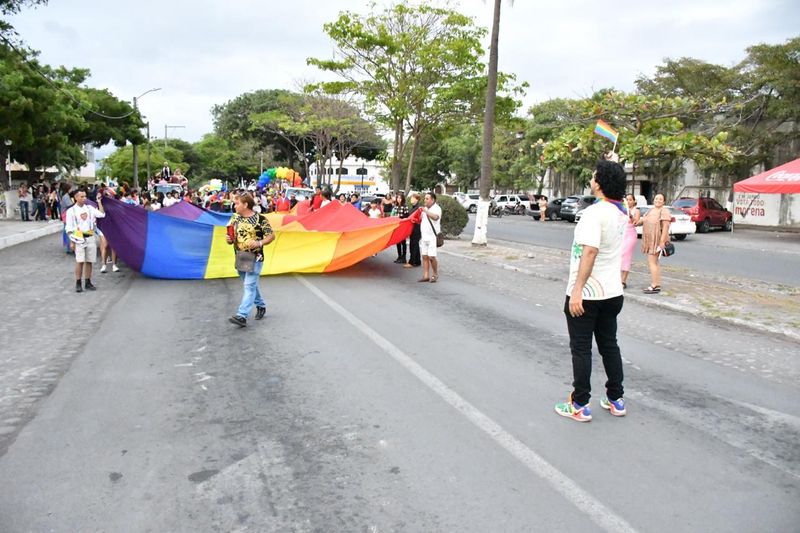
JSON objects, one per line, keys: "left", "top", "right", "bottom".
{"left": 308, "top": 156, "right": 389, "bottom": 194}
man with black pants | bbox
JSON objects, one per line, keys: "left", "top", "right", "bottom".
{"left": 555, "top": 154, "right": 629, "bottom": 422}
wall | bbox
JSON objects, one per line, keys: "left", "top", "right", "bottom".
{"left": 733, "top": 193, "right": 800, "bottom": 228}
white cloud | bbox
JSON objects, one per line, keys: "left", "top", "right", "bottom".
{"left": 9, "top": 0, "right": 799, "bottom": 143}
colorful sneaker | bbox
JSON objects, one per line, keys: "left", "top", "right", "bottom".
{"left": 600, "top": 397, "right": 627, "bottom": 416}
{"left": 554, "top": 394, "right": 592, "bottom": 422}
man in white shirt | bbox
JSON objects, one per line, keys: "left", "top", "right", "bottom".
{"left": 419, "top": 192, "right": 442, "bottom": 283}
{"left": 162, "top": 191, "right": 179, "bottom": 207}
{"left": 64, "top": 190, "right": 106, "bottom": 292}
{"left": 555, "top": 154, "right": 629, "bottom": 422}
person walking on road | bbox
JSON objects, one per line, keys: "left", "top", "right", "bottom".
{"left": 555, "top": 155, "right": 628, "bottom": 422}
{"left": 65, "top": 190, "right": 106, "bottom": 293}
{"left": 419, "top": 192, "right": 442, "bottom": 283}
{"left": 640, "top": 193, "right": 671, "bottom": 294}
{"left": 621, "top": 193, "right": 640, "bottom": 288}
{"left": 227, "top": 193, "right": 275, "bottom": 327}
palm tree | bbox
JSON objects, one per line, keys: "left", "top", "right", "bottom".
{"left": 472, "top": 0, "right": 504, "bottom": 246}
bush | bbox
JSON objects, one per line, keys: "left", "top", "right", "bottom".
{"left": 438, "top": 195, "right": 468, "bottom": 237}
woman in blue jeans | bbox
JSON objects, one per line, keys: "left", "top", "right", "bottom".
{"left": 226, "top": 193, "right": 275, "bottom": 327}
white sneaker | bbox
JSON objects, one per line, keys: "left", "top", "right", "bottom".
{"left": 100, "top": 265, "right": 107, "bottom": 273}
{"left": 112, "top": 264, "right": 120, "bottom": 272}
{"left": 106, "top": 257, "right": 112, "bottom": 264}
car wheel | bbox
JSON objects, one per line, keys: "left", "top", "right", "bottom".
{"left": 673, "top": 234, "right": 687, "bottom": 241}
{"left": 697, "top": 219, "right": 710, "bottom": 233}
{"left": 469, "top": 205, "right": 477, "bottom": 213}
{"left": 549, "top": 211, "right": 558, "bottom": 221}
{"left": 723, "top": 219, "right": 732, "bottom": 231}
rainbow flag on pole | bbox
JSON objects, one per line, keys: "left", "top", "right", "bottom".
{"left": 594, "top": 120, "right": 618, "bottom": 143}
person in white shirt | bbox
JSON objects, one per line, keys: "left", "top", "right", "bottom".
{"left": 64, "top": 190, "right": 106, "bottom": 292}
{"left": 555, "top": 154, "right": 629, "bottom": 422}
{"left": 419, "top": 192, "right": 442, "bottom": 283}
{"left": 163, "top": 191, "right": 179, "bottom": 207}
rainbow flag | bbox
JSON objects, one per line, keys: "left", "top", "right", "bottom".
{"left": 96, "top": 198, "right": 416, "bottom": 279}
{"left": 594, "top": 120, "right": 618, "bottom": 144}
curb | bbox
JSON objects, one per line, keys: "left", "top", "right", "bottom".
{"left": 439, "top": 247, "right": 800, "bottom": 344}
{"left": 0, "top": 222, "right": 63, "bottom": 251}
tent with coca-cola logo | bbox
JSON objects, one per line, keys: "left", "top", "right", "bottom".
{"left": 733, "top": 158, "right": 800, "bottom": 194}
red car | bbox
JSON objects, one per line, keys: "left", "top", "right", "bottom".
{"left": 672, "top": 197, "right": 732, "bottom": 233}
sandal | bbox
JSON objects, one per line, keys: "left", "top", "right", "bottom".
{"left": 430, "top": 276, "right": 438, "bottom": 283}
{"left": 642, "top": 285, "right": 661, "bottom": 294}
{"left": 418, "top": 277, "right": 430, "bottom": 282}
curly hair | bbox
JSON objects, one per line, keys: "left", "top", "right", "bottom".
{"left": 594, "top": 160, "right": 626, "bottom": 201}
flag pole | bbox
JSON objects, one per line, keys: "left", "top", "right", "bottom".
{"left": 612, "top": 136, "right": 618, "bottom": 153}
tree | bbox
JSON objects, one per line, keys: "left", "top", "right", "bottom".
{"left": 472, "top": 0, "right": 503, "bottom": 246}
{"left": 635, "top": 36, "right": 800, "bottom": 181}
{"left": 0, "top": 0, "right": 46, "bottom": 37}
{"left": 98, "top": 145, "right": 188, "bottom": 186}
{"left": 194, "top": 134, "right": 261, "bottom": 183}
{"left": 308, "top": 2, "right": 488, "bottom": 192}
{"left": 212, "top": 89, "right": 310, "bottom": 172}
{"left": 538, "top": 90, "right": 737, "bottom": 195}
{"left": 0, "top": 41, "right": 143, "bottom": 181}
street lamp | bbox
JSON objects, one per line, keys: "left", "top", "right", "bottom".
{"left": 4, "top": 139, "right": 11, "bottom": 189}
{"left": 132, "top": 87, "right": 161, "bottom": 189}
{"left": 164, "top": 124, "right": 185, "bottom": 150}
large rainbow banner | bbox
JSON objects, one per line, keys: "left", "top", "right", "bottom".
{"left": 97, "top": 198, "right": 415, "bottom": 279}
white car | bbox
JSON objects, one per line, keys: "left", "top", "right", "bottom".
{"left": 493, "top": 194, "right": 531, "bottom": 211}
{"left": 575, "top": 205, "right": 695, "bottom": 241}
{"left": 636, "top": 206, "right": 696, "bottom": 240}
{"left": 455, "top": 192, "right": 480, "bottom": 213}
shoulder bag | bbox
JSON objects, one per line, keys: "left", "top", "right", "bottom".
{"left": 427, "top": 215, "right": 444, "bottom": 247}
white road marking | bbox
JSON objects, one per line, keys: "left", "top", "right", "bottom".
{"left": 297, "top": 275, "right": 637, "bottom": 533}
{"left": 174, "top": 363, "right": 194, "bottom": 367}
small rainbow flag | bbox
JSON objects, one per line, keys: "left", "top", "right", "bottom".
{"left": 594, "top": 120, "right": 618, "bottom": 144}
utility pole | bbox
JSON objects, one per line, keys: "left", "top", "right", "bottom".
{"left": 131, "top": 88, "right": 161, "bottom": 190}
{"left": 4, "top": 139, "right": 11, "bottom": 190}
{"left": 146, "top": 122, "right": 152, "bottom": 182}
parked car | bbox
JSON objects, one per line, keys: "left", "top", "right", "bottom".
{"left": 637, "top": 206, "right": 696, "bottom": 240}
{"left": 528, "top": 197, "right": 566, "bottom": 220}
{"left": 559, "top": 195, "right": 596, "bottom": 222}
{"left": 493, "top": 194, "right": 531, "bottom": 212}
{"left": 672, "top": 197, "right": 732, "bottom": 233}
{"left": 455, "top": 192, "right": 480, "bottom": 213}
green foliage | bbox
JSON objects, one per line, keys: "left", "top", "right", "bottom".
{"left": 308, "top": 2, "right": 520, "bottom": 191}
{"left": 0, "top": 40, "right": 143, "bottom": 178}
{"left": 438, "top": 194, "right": 468, "bottom": 237}
{"left": 98, "top": 145, "right": 188, "bottom": 185}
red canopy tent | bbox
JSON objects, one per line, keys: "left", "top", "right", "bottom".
{"left": 733, "top": 158, "right": 800, "bottom": 194}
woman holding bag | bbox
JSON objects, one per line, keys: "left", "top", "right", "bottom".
{"left": 227, "top": 193, "right": 275, "bottom": 327}
{"left": 640, "top": 193, "right": 671, "bottom": 294}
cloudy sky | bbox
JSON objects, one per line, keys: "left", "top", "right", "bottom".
{"left": 9, "top": 0, "right": 799, "bottom": 153}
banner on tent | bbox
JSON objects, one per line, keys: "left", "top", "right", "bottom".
{"left": 733, "top": 193, "right": 781, "bottom": 226}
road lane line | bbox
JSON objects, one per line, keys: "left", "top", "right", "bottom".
{"left": 296, "top": 275, "right": 638, "bottom": 533}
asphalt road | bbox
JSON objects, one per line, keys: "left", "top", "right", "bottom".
{"left": 466, "top": 214, "right": 800, "bottom": 287}
{"left": 0, "top": 235, "right": 798, "bottom": 532}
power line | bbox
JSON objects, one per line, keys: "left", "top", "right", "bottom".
{"left": 0, "top": 34, "right": 136, "bottom": 120}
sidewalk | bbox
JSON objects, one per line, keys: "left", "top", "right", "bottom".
{"left": 441, "top": 237, "right": 800, "bottom": 343}
{"left": 0, "top": 220, "right": 63, "bottom": 251}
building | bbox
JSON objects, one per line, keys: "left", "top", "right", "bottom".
{"left": 308, "top": 156, "right": 389, "bottom": 194}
